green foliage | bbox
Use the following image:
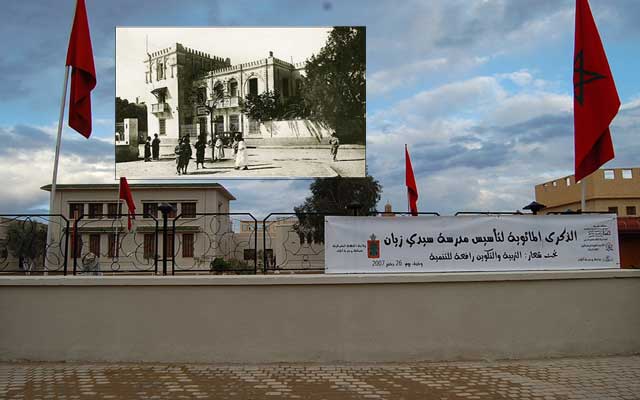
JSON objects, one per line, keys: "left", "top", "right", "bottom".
{"left": 240, "top": 91, "right": 282, "bottom": 122}
{"left": 209, "top": 257, "right": 253, "bottom": 275}
{"left": 294, "top": 176, "right": 382, "bottom": 243}
{"left": 115, "top": 97, "right": 148, "bottom": 132}
{"left": 6, "top": 221, "right": 47, "bottom": 267}
{"left": 302, "top": 27, "right": 366, "bottom": 144}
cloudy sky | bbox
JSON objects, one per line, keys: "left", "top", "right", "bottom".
{"left": 1, "top": 0, "right": 639, "bottom": 216}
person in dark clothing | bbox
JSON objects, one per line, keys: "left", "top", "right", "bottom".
{"left": 152, "top": 134, "right": 161, "bottom": 160}
{"left": 175, "top": 139, "right": 183, "bottom": 175}
{"left": 195, "top": 135, "right": 206, "bottom": 169}
{"left": 144, "top": 136, "right": 151, "bottom": 162}
{"left": 180, "top": 135, "right": 193, "bottom": 175}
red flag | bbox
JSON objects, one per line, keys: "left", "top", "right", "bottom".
{"left": 66, "top": 0, "right": 96, "bottom": 138}
{"left": 573, "top": 0, "right": 619, "bottom": 182}
{"left": 119, "top": 177, "right": 136, "bottom": 230}
{"left": 405, "top": 145, "right": 419, "bottom": 216}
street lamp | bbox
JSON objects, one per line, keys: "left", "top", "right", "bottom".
{"left": 523, "top": 201, "right": 546, "bottom": 215}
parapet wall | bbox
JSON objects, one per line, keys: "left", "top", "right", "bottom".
{"left": 1, "top": 270, "right": 639, "bottom": 363}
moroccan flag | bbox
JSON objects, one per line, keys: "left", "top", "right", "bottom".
{"left": 65, "top": 0, "right": 96, "bottom": 138}
{"left": 573, "top": 0, "right": 619, "bottom": 182}
{"left": 119, "top": 177, "right": 136, "bottom": 230}
{"left": 405, "top": 144, "right": 419, "bottom": 216}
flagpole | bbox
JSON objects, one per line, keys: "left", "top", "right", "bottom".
{"left": 581, "top": 178, "right": 587, "bottom": 212}
{"left": 45, "top": 65, "right": 71, "bottom": 274}
{"left": 405, "top": 144, "right": 409, "bottom": 214}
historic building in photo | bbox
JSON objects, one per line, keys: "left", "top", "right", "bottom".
{"left": 144, "top": 43, "right": 322, "bottom": 151}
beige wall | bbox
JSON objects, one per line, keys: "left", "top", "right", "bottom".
{"left": 1, "top": 271, "right": 639, "bottom": 363}
{"left": 536, "top": 167, "right": 640, "bottom": 213}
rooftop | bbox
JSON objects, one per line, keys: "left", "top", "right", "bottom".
{"left": 40, "top": 182, "right": 236, "bottom": 201}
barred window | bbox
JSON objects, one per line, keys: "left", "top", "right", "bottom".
{"left": 164, "top": 234, "right": 174, "bottom": 259}
{"left": 144, "top": 234, "right": 155, "bottom": 260}
{"left": 88, "top": 203, "right": 103, "bottom": 219}
{"left": 143, "top": 203, "right": 158, "bottom": 219}
{"left": 107, "top": 203, "right": 119, "bottom": 219}
{"left": 627, "top": 206, "right": 636, "bottom": 216}
{"left": 181, "top": 202, "right": 196, "bottom": 218}
{"left": 182, "top": 234, "right": 194, "bottom": 258}
{"left": 71, "top": 234, "right": 83, "bottom": 258}
{"left": 168, "top": 202, "right": 177, "bottom": 219}
{"left": 69, "top": 203, "right": 84, "bottom": 219}
{"left": 89, "top": 234, "right": 101, "bottom": 256}
{"left": 108, "top": 233, "right": 119, "bottom": 258}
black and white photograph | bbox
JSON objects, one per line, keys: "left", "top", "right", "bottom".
{"left": 115, "top": 26, "right": 366, "bottom": 179}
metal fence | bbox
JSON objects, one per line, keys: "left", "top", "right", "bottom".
{"left": 9, "top": 210, "right": 610, "bottom": 275}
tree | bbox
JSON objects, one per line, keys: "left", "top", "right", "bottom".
{"left": 115, "top": 97, "right": 147, "bottom": 133}
{"left": 293, "top": 176, "right": 382, "bottom": 242}
{"left": 303, "top": 27, "right": 366, "bottom": 144}
{"left": 6, "top": 220, "right": 47, "bottom": 271}
{"left": 240, "top": 91, "right": 283, "bottom": 122}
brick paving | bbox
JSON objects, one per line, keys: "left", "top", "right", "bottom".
{"left": 1, "top": 356, "right": 639, "bottom": 399}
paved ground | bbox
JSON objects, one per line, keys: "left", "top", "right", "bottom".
{"left": 2, "top": 356, "right": 639, "bottom": 399}
{"left": 116, "top": 146, "right": 366, "bottom": 178}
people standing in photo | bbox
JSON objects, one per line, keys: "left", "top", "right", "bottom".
{"left": 195, "top": 135, "right": 206, "bottom": 169}
{"left": 144, "top": 136, "right": 152, "bottom": 162}
{"left": 175, "top": 138, "right": 183, "bottom": 175}
{"left": 234, "top": 137, "right": 248, "bottom": 170}
{"left": 232, "top": 134, "right": 240, "bottom": 157}
{"left": 152, "top": 134, "right": 161, "bottom": 160}
{"left": 180, "top": 135, "right": 192, "bottom": 175}
{"left": 215, "top": 134, "right": 225, "bottom": 161}
{"left": 329, "top": 132, "right": 340, "bottom": 162}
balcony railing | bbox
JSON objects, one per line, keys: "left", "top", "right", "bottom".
{"left": 215, "top": 97, "right": 239, "bottom": 109}
{"left": 151, "top": 103, "right": 168, "bottom": 113}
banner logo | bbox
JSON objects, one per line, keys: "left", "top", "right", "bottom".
{"left": 367, "top": 233, "right": 380, "bottom": 259}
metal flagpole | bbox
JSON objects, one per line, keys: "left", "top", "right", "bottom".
{"left": 45, "top": 65, "right": 71, "bottom": 273}
{"left": 45, "top": 0, "right": 77, "bottom": 274}
{"left": 581, "top": 178, "right": 587, "bottom": 212}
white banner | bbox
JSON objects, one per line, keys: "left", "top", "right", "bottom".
{"left": 325, "top": 215, "right": 619, "bottom": 273}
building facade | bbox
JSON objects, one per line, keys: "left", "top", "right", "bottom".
{"left": 535, "top": 167, "right": 640, "bottom": 268}
{"left": 535, "top": 167, "right": 640, "bottom": 215}
{"left": 42, "top": 182, "right": 237, "bottom": 274}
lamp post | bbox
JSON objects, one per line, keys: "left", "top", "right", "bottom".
{"left": 523, "top": 201, "right": 546, "bottom": 216}
{"left": 158, "top": 203, "right": 176, "bottom": 275}
{"left": 347, "top": 201, "right": 362, "bottom": 216}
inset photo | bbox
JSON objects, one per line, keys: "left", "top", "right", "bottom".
{"left": 115, "top": 26, "right": 366, "bottom": 179}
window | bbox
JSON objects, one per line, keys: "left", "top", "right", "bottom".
{"left": 143, "top": 203, "right": 158, "bottom": 219}
{"left": 244, "top": 249, "right": 256, "bottom": 261}
{"left": 157, "top": 62, "right": 164, "bottom": 80}
{"left": 143, "top": 234, "right": 155, "bottom": 260}
{"left": 107, "top": 203, "right": 119, "bottom": 219}
{"left": 626, "top": 206, "right": 637, "bottom": 216}
{"left": 622, "top": 169, "right": 633, "bottom": 179}
{"left": 282, "top": 78, "right": 289, "bottom": 97}
{"left": 182, "top": 234, "right": 194, "bottom": 258}
{"left": 295, "top": 79, "right": 302, "bottom": 95}
{"left": 89, "top": 234, "right": 101, "bottom": 256}
{"left": 168, "top": 202, "right": 177, "bottom": 219}
{"left": 566, "top": 177, "right": 571, "bottom": 186}
{"left": 248, "top": 78, "right": 258, "bottom": 96}
{"left": 88, "top": 203, "right": 103, "bottom": 219}
{"left": 214, "top": 82, "right": 224, "bottom": 99}
{"left": 159, "top": 119, "right": 166, "bottom": 136}
{"left": 552, "top": 181, "right": 557, "bottom": 187}
{"left": 608, "top": 206, "right": 618, "bottom": 215}
{"left": 229, "top": 115, "right": 239, "bottom": 132}
{"left": 181, "top": 202, "right": 196, "bottom": 218}
{"left": 229, "top": 80, "right": 238, "bottom": 97}
{"left": 71, "top": 234, "right": 83, "bottom": 258}
{"left": 69, "top": 203, "right": 84, "bottom": 219}
{"left": 108, "top": 233, "right": 119, "bottom": 258}
{"left": 197, "top": 87, "right": 207, "bottom": 104}
{"left": 604, "top": 170, "right": 615, "bottom": 180}
{"left": 164, "top": 234, "right": 174, "bottom": 259}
